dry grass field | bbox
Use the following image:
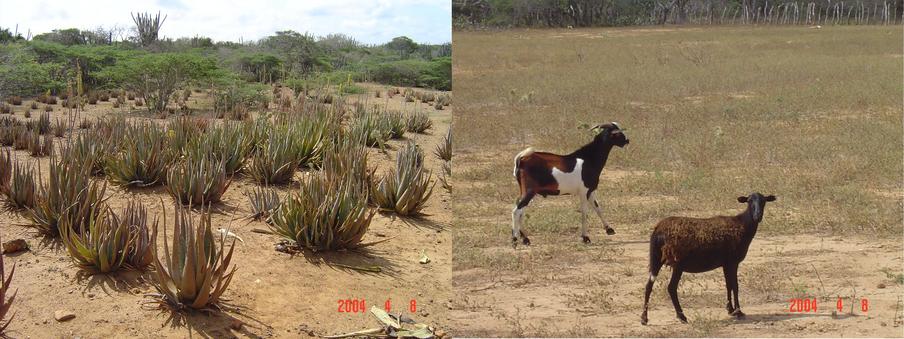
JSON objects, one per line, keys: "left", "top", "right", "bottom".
{"left": 0, "top": 84, "right": 452, "bottom": 337}
{"left": 451, "top": 26, "right": 903, "bottom": 337}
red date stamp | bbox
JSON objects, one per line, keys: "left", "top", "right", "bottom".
{"left": 337, "top": 299, "right": 367, "bottom": 313}
{"left": 338, "top": 299, "right": 419, "bottom": 313}
{"left": 788, "top": 298, "right": 817, "bottom": 312}
{"left": 788, "top": 297, "right": 870, "bottom": 313}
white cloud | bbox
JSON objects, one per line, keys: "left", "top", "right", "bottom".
{"left": 0, "top": 0, "right": 450, "bottom": 44}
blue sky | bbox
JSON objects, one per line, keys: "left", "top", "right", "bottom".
{"left": 0, "top": 0, "right": 451, "bottom": 44}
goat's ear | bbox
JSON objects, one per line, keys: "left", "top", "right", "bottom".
{"left": 765, "top": 195, "right": 776, "bottom": 202}
{"left": 737, "top": 196, "right": 748, "bottom": 203}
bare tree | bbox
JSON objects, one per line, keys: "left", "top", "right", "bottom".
{"left": 131, "top": 11, "right": 167, "bottom": 46}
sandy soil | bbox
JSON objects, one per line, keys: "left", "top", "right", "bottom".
{"left": 0, "top": 84, "right": 452, "bottom": 338}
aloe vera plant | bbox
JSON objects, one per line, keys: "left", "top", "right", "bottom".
{"left": 28, "top": 155, "right": 107, "bottom": 236}
{"left": 166, "top": 153, "right": 232, "bottom": 205}
{"left": 148, "top": 204, "right": 237, "bottom": 310}
{"left": 372, "top": 141, "right": 434, "bottom": 216}
{"left": 247, "top": 128, "right": 299, "bottom": 185}
{"left": 349, "top": 109, "right": 391, "bottom": 148}
{"left": 198, "top": 122, "right": 252, "bottom": 175}
{"left": 107, "top": 122, "right": 172, "bottom": 187}
{"left": 0, "top": 150, "right": 9, "bottom": 191}
{"left": 405, "top": 110, "right": 432, "bottom": 133}
{"left": 59, "top": 203, "right": 131, "bottom": 273}
{"left": 384, "top": 110, "right": 406, "bottom": 139}
{"left": 290, "top": 115, "right": 333, "bottom": 168}
{"left": 434, "top": 127, "right": 452, "bottom": 161}
{"left": 270, "top": 173, "right": 374, "bottom": 251}
{"left": 0, "top": 235, "right": 16, "bottom": 333}
{"left": 246, "top": 186, "right": 281, "bottom": 222}
{"left": 63, "top": 132, "right": 110, "bottom": 176}
{"left": 2, "top": 161, "right": 36, "bottom": 211}
{"left": 123, "top": 200, "right": 154, "bottom": 270}
{"left": 60, "top": 199, "right": 154, "bottom": 272}
{"left": 167, "top": 116, "right": 207, "bottom": 157}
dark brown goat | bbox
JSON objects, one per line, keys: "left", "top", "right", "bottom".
{"left": 640, "top": 192, "right": 776, "bottom": 325}
{"left": 511, "top": 122, "right": 629, "bottom": 248}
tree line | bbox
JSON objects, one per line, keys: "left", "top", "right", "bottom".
{"left": 453, "top": 0, "right": 904, "bottom": 27}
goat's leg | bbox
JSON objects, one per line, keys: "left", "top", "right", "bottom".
{"left": 723, "top": 266, "right": 735, "bottom": 314}
{"left": 511, "top": 192, "right": 535, "bottom": 248}
{"left": 727, "top": 264, "right": 744, "bottom": 318}
{"left": 589, "top": 191, "right": 616, "bottom": 235}
{"left": 580, "top": 197, "right": 591, "bottom": 243}
{"left": 641, "top": 255, "right": 664, "bottom": 325}
{"left": 667, "top": 269, "right": 687, "bottom": 323}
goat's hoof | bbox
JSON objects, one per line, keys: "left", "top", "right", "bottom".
{"left": 731, "top": 309, "right": 745, "bottom": 319}
{"left": 581, "top": 236, "right": 591, "bottom": 244}
{"left": 726, "top": 303, "right": 735, "bottom": 314}
{"left": 640, "top": 313, "right": 648, "bottom": 325}
{"left": 511, "top": 237, "right": 519, "bottom": 249}
{"left": 676, "top": 313, "right": 688, "bottom": 323}
{"left": 522, "top": 237, "right": 531, "bottom": 246}
{"left": 606, "top": 228, "right": 616, "bottom": 235}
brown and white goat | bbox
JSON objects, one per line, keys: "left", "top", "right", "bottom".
{"left": 511, "top": 122, "right": 629, "bottom": 248}
{"left": 640, "top": 192, "right": 776, "bottom": 325}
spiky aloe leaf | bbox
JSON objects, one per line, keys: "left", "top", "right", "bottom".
{"left": 167, "top": 116, "right": 207, "bottom": 158}
{"left": 0, "top": 150, "right": 9, "bottom": 191}
{"left": 372, "top": 141, "right": 434, "bottom": 216}
{"left": 0, "top": 235, "right": 17, "bottom": 333}
{"left": 149, "top": 203, "right": 237, "bottom": 310}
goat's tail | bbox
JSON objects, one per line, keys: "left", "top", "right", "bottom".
{"left": 648, "top": 232, "right": 666, "bottom": 277}
{"left": 513, "top": 147, "right": 535, "bottom": 178}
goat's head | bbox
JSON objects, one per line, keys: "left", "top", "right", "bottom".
{"left": 591, "top": 122, "right": 629, "bottom": 148}
{"left": 737, "top": 192, "right": 776, "bottom": 223}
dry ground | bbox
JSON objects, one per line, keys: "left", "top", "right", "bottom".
{"left": 451, "top": 25, "right": 903, "bottom": 337}
{"left": 0, "top": 83, "right": 452, "bottom": 338}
